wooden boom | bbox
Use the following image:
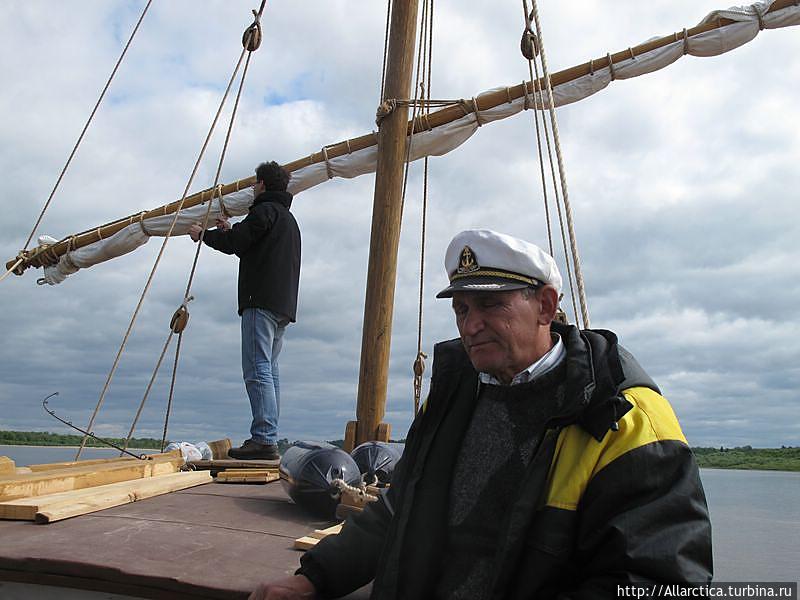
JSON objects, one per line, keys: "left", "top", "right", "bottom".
{"left": 6, "top": 0, "right": 794, "bottom": 277}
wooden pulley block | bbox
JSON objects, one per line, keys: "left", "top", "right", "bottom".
{"left": 242, "top": 19, "right": 262, "bottom": 51}
{"left": 170, "top": 305, "right": 190, "bottom": 333}
{"left": 520, "top": 29, "right": 540, "bottom": 60}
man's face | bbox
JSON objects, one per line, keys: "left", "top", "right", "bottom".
{"left": 452, "top": 288, "right": 547, "bottom": 383}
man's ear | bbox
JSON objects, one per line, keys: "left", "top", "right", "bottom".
{"left": 536, "top": 285, "right": 559, "bottom": 325}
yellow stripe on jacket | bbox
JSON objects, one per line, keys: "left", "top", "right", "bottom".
{"left": 543, "top": 386, "right": 688, "bottom": 511}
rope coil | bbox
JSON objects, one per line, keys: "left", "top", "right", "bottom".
{"left": 375, "top": 99, "right": 397, "bottom": 126}
{"left": 330, "top": 478, "right": 378, "bottom": 502}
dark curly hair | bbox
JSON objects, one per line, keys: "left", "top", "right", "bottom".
{"left": 255, "top": 161, "right": 291, "bottom": 191}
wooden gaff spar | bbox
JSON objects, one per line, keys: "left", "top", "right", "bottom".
{"left": 6, "top": 0, "right": 799, "bottom": 282}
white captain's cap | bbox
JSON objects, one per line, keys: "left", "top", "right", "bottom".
{"left": 436, "top": 229, "right": 562, "bottom": 298}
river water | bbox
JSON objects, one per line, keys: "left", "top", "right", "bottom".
{"left": 2, "top": 445, "right": 798, "bottom": 581}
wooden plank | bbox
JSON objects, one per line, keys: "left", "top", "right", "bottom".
{"left": 294, "top": 523, "right": 342, "bottom": 550}
{"left": 216, "top": 469, "right": 278, "bottom": 476}
{"left": 0, "top": 457, "right": 14, "bottom": 476}
{"left": 189, "top": 458, "right": 279, "bottom": 471}
{"left": 0, "top": 453, "right": 184, "bottom": 502}
{"left": 26, "top": 456, "right": 136, "bottom": 472}
{"left": 216, "top": 470, "right": 279, "bottom": 484}
{"left": 36, "top": 471, "right": 212, "bottom": 523}
{"left": 293, "top": 536, "right": 320, "bottom": 551}
{"left": 0, "top": 471, "right": 211, "bottom": 522}
{"left": 310, "top": 523, "right": 342, "bottom": 539}
{"left": 25, "top": 449, "right": 179, "bottom": 472}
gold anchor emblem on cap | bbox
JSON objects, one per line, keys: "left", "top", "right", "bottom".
{"left": 457, "top": 245, "right": 480, "bottom": 274}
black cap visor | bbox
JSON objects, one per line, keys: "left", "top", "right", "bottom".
{"left": 436, "top": 276, "right": 532, "bottom": 298}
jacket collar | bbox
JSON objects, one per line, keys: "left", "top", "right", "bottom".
{"left": 253, "top": 189, "right": 293, "bottom": 209}
{"left": 433, "top": 322, "right": 632, "bottom": 442}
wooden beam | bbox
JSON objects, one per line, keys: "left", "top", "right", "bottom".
{"left": 0, "top": 471, "right": 211, "bottom": 522}
{"left": 0, "top": 457, "right": 14, "bottom": 477}
{"left": 24, "top": 450, "right": 179, "bottom": 472}
{"left": 293, "top": 523, "right": 343, "bottom": 550}
{"left": 188, "top": 457, "right": 279, "bottom": 472}
{"left": 215, "top": 469, "right": 279, "bottom": 484}
{"left": 0, "top": 453, "right": 183, "bottom": 502}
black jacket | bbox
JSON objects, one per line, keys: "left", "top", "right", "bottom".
{"left": 299, "top": 322, "right": 712, "bottom": 598}
{"left": 203, "top": 190, "right": 300, "bottom": 320}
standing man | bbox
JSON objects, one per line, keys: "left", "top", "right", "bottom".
{"left": 189, "top": 161, "right": 300, "bottom": 461}
{"left": 250, "top": 229, "right": 711, "bottom": 599}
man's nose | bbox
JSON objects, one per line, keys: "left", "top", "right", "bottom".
{"left": 460, "top": 309, "right": 484, "bottom": 336}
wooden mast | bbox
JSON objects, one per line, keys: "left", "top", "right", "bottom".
{"left": 344, "top": 0, "right": 420, "bottom": 451}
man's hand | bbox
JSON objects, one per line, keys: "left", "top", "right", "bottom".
{"left": 215, "top": 217, "right": 231, "bottom": 231}
{"left": 249, "top": 575, "right": 317, "bottom": 600}
{"left": 188, "top": 224, "right": 203, "bottom": 242}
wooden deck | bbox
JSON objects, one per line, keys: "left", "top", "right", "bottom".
{"left": 0, "top": 480, "right": 370, "bottom": 599}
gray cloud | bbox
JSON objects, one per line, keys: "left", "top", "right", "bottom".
{"left": 1, "top": 1, "right": 798, "bottom": 448}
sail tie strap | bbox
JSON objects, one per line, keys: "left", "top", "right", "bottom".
{"left": 606, "top": 53, "right": 617, "bottom": 80}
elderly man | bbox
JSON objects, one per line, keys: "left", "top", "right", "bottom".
{"left": 252, "top": 229, "right": 712, "bottom": 599}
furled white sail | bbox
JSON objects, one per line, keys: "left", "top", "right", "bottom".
{"left": 38, "top": 0, "right": 799, "bottom": 285}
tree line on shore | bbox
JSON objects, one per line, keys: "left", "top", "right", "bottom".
{"left": 2, "top": 431, "right": 798, "bottom": 471}
{"left": 0, "top": 430, "right": 162, "bottom": 449}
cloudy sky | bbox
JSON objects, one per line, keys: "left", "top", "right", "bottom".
{"left": 0, "top": 0, "right": 797, "bottom": 450}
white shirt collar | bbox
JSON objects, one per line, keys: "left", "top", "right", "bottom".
{"left": 479, "top": 333, "right": 565, "bottom": 386}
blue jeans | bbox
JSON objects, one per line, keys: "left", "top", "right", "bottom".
{"left": 241, "top": 308, "right": 287, "bottom": 445}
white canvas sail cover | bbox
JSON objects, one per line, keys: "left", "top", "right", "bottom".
{"left": 40, "top": 0, "right": 799, "bottom": 285}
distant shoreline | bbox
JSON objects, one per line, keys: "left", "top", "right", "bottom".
{"left": 0, "top": 444, "right": 152, "bottom": 450}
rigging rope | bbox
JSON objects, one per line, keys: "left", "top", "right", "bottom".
{"left": 411, "top": 0, "right": 435, "bottom": 413}
{"left": 519, "top": 9, "right": 580, "bottom": 325}
{"left": 379, "top": 0, "right": 393, "bottom": 102}
{"left": 77, "top": 3, "right": 266, "bottom": 459}
{"left": 120, "top": 6, "right": 266, "bottom": 453}
{"left": 524, "top": 0, "right": 590, "bottom": 329}
{"left": 159, "top": 16, "right": 262, "bottom": 449}
{"left": 3, "top": 0, "right": 155, "bottom": 287}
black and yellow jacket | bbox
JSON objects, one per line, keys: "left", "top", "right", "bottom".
{"left": 299, "top": 322, "right": 713, "bottom": 598}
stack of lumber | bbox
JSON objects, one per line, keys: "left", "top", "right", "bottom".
{"left": 0, "top": 450, "right": 211, "bottom": 523}
{"left": 216, "top": 468, "right": 279, "bottom": 484}
{"left": 294, "top": 523, "right": 343, "bottom": 550}
{"left": 187, "top": 438, "right": 281, "bottom": 481}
